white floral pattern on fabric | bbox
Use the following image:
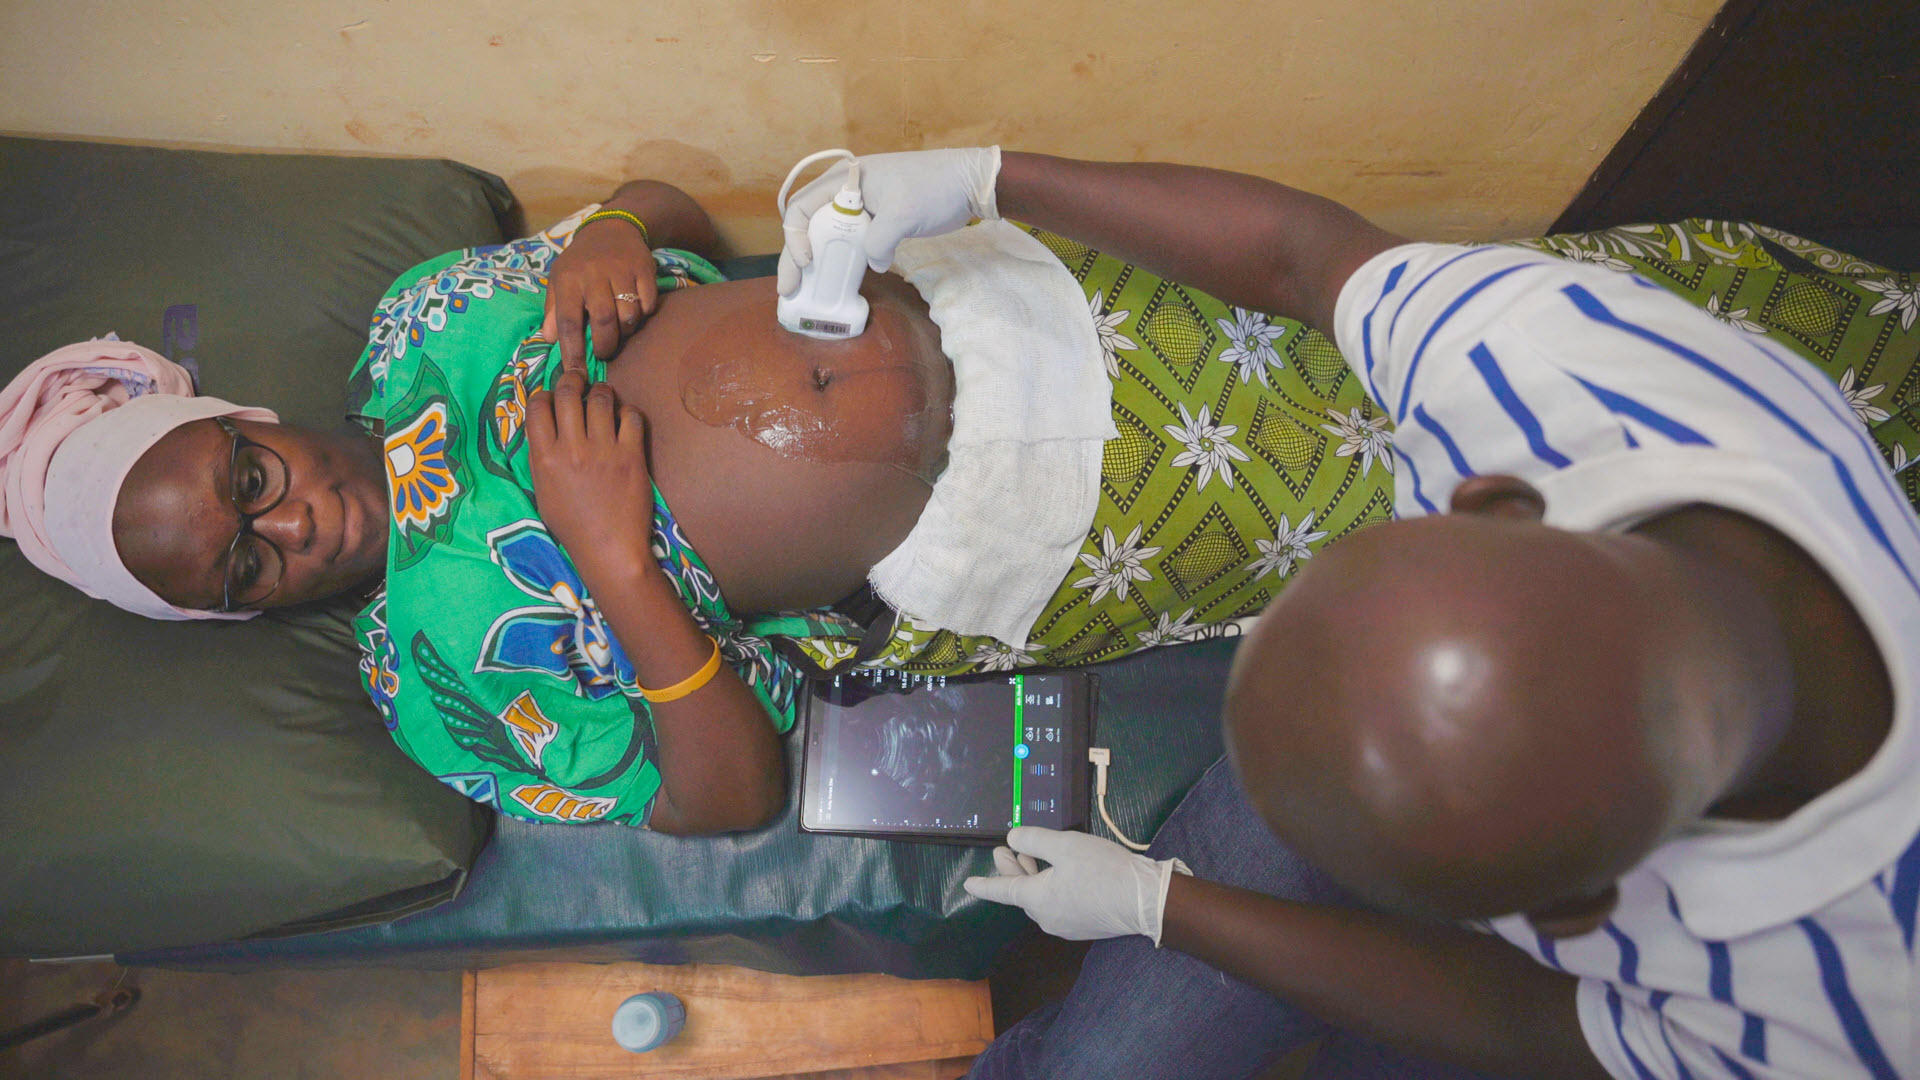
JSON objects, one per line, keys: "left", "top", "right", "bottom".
{"left": 1864, "top": 277, "right": 1920, "bottom": 332}
{"left": 1135, "top": 608, "right": 1207, "bottom": 649}
{"left": 1165, "top": 403, "right": 1250, "bottom": 491}
{"left": 1704, "top": 291, "right": 1768, "bottom": 335}
{"left": 813, "top": 638, "right": 860, "bottom": 664}
{"left": 1215, "top": 307, "right": 1289, "bottom": 388}
{"left": 1838, "top": 367, "right": 1892, "bottom": 426}
{"left": 970, "top": 639, "right": 1041, "bottom": 672}
{"left": 1322, "top": 407, "right": 1394, "bottom": 476}
{"left": 1249, "top": 511, "right": 1330, "bottom": 581}
{"left": 1558, "top": 246, "right": 1635, "bottom": 273}
{"left": 1072, "top": 524, "right": 1162, "bottom": 604}
{"left": 1087, "top": 287, "right": 1139, "bottom": 379}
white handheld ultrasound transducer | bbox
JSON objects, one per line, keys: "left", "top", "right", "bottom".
{"left": 776, "top": 149, "right": 873, "bottom": 340}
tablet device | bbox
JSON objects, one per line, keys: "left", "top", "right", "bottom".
{"left": 799, "top": 670, "right": 1095, "bottom": 845}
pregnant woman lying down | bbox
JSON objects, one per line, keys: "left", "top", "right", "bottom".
{"left": 13, "top": 158, "right": 1901, "bottom": 836}
{"left": 0, "top": 164, "right": 1511, "bottom": 832}
{"left": 11, "top": 157, "right": 1905, "bottom": 835}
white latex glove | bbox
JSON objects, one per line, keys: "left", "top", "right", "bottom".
{"left": 963, "top": 826, "right": 1192, "bottom": 945}
{"left": 777, "top": 146, "right": 1002, "bottom": 296}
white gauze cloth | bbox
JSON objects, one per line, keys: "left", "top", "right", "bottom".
{"left": 871, "top": 220, "right": 1119, "bottom": 645}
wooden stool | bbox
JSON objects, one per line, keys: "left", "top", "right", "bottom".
{"left": 462, "top": 961, "right": 992, "bottom": 1080}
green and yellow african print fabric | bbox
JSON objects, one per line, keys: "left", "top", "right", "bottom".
{"left": 784, "top": 228, "right": 1400, "bottom": 676}
{"left": 783, "top": 220, "right": 1920, "bottom": 677}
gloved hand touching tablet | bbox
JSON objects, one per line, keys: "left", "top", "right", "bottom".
{"left": 963, "top": 825, "right": 1191, "bottom": 945}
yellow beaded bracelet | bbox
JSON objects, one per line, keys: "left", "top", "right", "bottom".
{"left": 635, "top": 637, "right": 722, "bottom": 703}
{"left": 581, "top": 208, "right": 651, "bottom": 245}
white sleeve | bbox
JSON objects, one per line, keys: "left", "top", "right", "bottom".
{"left": 1577, "top": 972, "right": 1909, "bottom": 1080}
{"left": 1327, "top": 242, "right": 1902, "bottom": 528}
{"left": 1578, "top": 979, "right": 1754, "bottom": 1080}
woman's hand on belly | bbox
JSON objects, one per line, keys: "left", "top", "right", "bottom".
{"left": 543, "top": 213, "right": 660, "bottom": 373}
{"left": 542, "top": 179, "right": 723, "bottom": 372}
{"left": 527, "top": 369, "right": 786, "bottom": 834}
{"left": 526, "top": 369, "right": 655, "bottom": 575}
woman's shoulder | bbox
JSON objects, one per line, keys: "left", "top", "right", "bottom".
{"left": 348, "top": 246, "right": 556, "bottom": 423}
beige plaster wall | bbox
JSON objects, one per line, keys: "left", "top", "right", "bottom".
{"left": 0, "top": 0, "right": 1718, "bottom": 253}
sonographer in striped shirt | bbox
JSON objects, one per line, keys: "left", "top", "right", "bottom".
{"left": 1333, "top": 242, "right": 1920, "bottom": 1080}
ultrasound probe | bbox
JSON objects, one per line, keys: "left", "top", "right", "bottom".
{"left": 776, "top": 149, "right": 873, "bottom": 340}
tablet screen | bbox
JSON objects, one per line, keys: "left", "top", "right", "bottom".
{"left": 804, "top": 673, "right": 1080, "bottom": 839}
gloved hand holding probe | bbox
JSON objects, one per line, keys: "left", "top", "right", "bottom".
{"left": 776, "top": 146, "right": 1003, "bottom": 297}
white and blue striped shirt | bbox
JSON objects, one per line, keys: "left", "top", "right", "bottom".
{"left": 1333, "top": 243, "right": 1920, "bottom": 1080}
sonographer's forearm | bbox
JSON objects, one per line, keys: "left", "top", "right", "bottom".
{"left": 1160, "top": 876, "right": 1608, "bottom": 1080}
{"left": 994, "top": 151, "right": 1402, "bottom": 334}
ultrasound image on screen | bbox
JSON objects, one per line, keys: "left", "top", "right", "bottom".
{"left": 809, "top": 674, "right": 1071, "bottom": 835}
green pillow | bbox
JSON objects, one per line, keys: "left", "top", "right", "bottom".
{"left": 0, "top": 136, "right": 508, "bottom": 955}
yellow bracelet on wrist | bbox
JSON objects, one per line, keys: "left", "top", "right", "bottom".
{"left": 635, "top": 637, "right": 721, "bottom": 703}
{"left": 581, "top": 208, "right": 651, "bottom": 245}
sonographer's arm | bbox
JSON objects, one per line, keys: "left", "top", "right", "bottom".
{"left": 994, "top": 152, "right": 1404, "bottom": 336}
{"left": 1159, "top": 875, "right": 1608, "bottom": 1080}
{"left": 966, "top": 827, "right": 1605, "bottom": 1080}
{"left": 779, "top": 148, "right": 1404, "bottom": 336}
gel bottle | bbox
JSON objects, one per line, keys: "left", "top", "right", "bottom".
{"left": 611, "top": 991, "right": 687, "bottom": 1053}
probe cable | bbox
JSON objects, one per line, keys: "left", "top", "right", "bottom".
{"left": 1088, "top": 747, "right": 1151, "bottom": 851}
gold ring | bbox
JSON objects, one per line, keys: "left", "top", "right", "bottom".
{"left": 614, "top": 292, "right": 640, "bottom": 303}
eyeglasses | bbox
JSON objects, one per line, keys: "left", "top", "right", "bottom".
{"left": 213, "top": 416, "right": 290, "bottom": 612}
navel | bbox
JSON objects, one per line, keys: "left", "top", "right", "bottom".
{"left": 676, "top": 314, "right": 949, "bottom": 485}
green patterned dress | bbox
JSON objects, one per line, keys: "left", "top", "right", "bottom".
{"left": 348, "top": 212, "right": 1918, "bottom": 825}
{"left": 348, "top": 214, "right": 852, "bottom": 826}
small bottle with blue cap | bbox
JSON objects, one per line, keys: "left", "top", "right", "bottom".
{"left": 611, "top": 991, "right": 687, "bottom": 1053}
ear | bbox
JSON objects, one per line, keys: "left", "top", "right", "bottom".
{"left": 1449, "top": 475, "right": 1547, "bottom": 520}
{"left": 1524, "top": 883, "right": 1620, "bottom": 940}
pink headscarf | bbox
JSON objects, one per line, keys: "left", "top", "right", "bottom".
{"left": 0, "top": 339, "right": 278, "bottom": 621}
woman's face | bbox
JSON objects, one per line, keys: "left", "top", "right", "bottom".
{"left": 112, "top": 418, "right": 388, "bottom": 610}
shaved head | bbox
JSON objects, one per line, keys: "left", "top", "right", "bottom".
{"left": 1225, "top": 480, "right": 1791, "bottom": 927}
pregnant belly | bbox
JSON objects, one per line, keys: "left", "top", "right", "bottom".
{"left": 607, "top": 275, "right": 953, "bottom": 614}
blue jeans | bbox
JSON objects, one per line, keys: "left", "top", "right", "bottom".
{"left": 967, "top": 758, "right": 1504, "bottom": 1080}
